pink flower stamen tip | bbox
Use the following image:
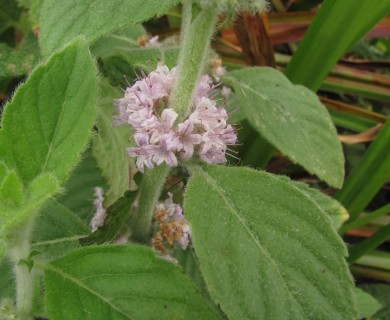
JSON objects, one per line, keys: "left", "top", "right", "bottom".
{"left": 115, "top": 64, "right": 238, "bottom": 171}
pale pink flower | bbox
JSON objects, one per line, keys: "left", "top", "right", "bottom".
{"left": 90, "top": 187, "right": 106, "bottom": 232}
{"left": 115, "top": 63, "right": 237, "bottom": 171}
{"left": 177, "top": 120, "right": 202, "bottom": 161}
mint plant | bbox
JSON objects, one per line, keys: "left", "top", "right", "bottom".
{"left": 2, "top": 0, "right": 388, "bottom": 319}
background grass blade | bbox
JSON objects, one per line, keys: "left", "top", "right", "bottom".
{"left": 336, "top": 119, "right": 390, "bottom": 221}
{"left": 284, "top": 0, "right": 390, "bottom": 90}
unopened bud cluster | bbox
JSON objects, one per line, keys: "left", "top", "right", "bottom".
{"left": 115, "top": 64, "right": 237, "bottom": 172}
{"left": 152, "top": 193, "right": 191, "bottom": 253}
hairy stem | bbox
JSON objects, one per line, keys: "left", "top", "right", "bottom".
{"left": 169, "top": 5, "right": 218, "bottom": 120}
{"left": 131, "top": 5, "right": 218, "bottom": 243}
{"left": 7, "top": 220, "right": 36, "bottom": 319}
{"left": 180, "top": 0, "right": 193, "bottom": 42}
{"left": 131, "top": 164, "right": 170, "bottom": 243}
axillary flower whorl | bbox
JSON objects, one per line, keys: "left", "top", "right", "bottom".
{"left": 115, "top": 64, "right": 237, "bottom": 172}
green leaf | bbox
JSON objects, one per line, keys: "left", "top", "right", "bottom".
{"left": 0, "top": 39, "right": 99, "bottom": 187}
{"left": 284, "top": 0, "right": 390, "bottom": 91}
{"left": 0, "top": 173, "right": 60, "bottom": 237}
{"left": 80, "top": 191, "right": 136, "bottom": 246}
{"left": 29, "top": 0, "right": 44, "bottom": 28}
{"left": 353, "top": 287, "right": 381, "bottom": 319}
{"left": 184, "top": 164, "right": 356, "bottom": 320}
{"left": 92, "top": 82, "right": 131, "bottom": 205}
{"left": 44, "top": 245, "right": 220, "bottom": 320}
{"left": 57, "top": 151, "right": 108, "bottom": 223}
{"left": 39, "top": 0, "right": 180, "bottom": 56}
{"left": 91, "top": 25, "right": 145, "bottom": 58}
{"left": 32, "top": 200, "right": 90, "bottom": 261}
{"left": 224, "top": 67, "right": 344, "bottom": 188}
{"left": 0, "top": 170, "right": 23, "bottom": 209}
{"left": 359, "top": 284, "right": 390, "bottom": 320}
{"left": 291, "top": 180, "right": 349, "bottom": 229}
{"left": 126, "top": 47, "right": 180, "bottom": 70}
{"left": 32, "top": 151, "right": 107, "bottom": 260}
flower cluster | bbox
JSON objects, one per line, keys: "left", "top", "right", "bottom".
{"left": 90, "top": 187, "right": 106, "bottom": 232}
{"left": 152, "top": 193, "right": 191, "bottom": 254}
{"left": 115, "top": 64, "right": 237, "bottom": 172}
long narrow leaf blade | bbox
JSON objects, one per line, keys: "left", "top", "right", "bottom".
{"left": 284, "top": 0, "right": 390, "bottom": 90}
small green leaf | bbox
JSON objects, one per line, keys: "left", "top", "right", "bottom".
{"left": 29, "top": 0, "right": 44, "bottom": 28}
{"left": 0, "top": 170, "right": 23, "bottom": 209}
{"left": 18, "top": 259, "right": 34, "bottom": 272}
{"left": 126, "top": 46, "right": 180, "bottom": 70}
{"left": 39, "top": 0, "right": 180, "bottom": 56}
{"left": 91, "top": 25, "right": 145, "bottom": 58}
{"left": 224, "top": 67, "right": 344, "bottom": 188}
{"left": 27, "top": 174, "right": 60, "bottom": 203}
{"left": 359, "top": 284, "right": 390, "bottom": 320}
{"left": 44, "top": 245, "right": 221, "bottom": 320}
{"left": 353, "top": 287, "right": 381, "bottom": 319}
{"left": 0, "top": 39, "right": 99, "bottom": 187}
{"left": 80, "top": 191, "right": 137, "bottom": 245}
{"left": 92, "top": 82, "right": 131, "bottom": 205}
{"left": 184, "top": 164, "right": 356, "bottom": 320}
{"left": 0, "top": 174, "right": 60, "bottom": 237}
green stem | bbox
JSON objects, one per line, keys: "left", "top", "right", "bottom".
{"left": 180, "top": 0, "right": 193, "bottom": 43}
{"left": 169, "top": 5, "right": 218, "bottom": 120}
{"left": 7, "top": 220, "right": 36, "bottom": 319}
{"left": 131, "top": 5, "right": 218, "bottom": 243}
{"left": 131, "top": 164, "right": 170, "bottom": 243}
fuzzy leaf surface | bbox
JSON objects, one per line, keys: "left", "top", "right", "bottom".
{"left": 39, "top": 0, "right": 179, "bottom": 56}
{"left": 291, "top": 180, "right": 349, "bottom": 229}
{"left": 44, "top": 245, "right": 220, "bottom": 320}
{"left": 0, "top": 173, "right": 60, "bottom": 237}
{"left": 224, "top": 67, "right": 344, "bottom": 188}
{"left": 184, "top": 164, "right": 356, "bottom": 320}
{"left": 0, "top": 39, "right": 98, "bottom": 187}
